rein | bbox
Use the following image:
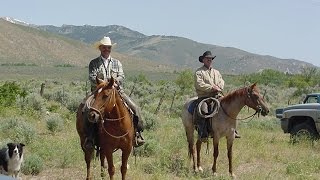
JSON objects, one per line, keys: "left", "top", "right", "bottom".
{"left": 219, "top": 87, "right": 260, "bottom": 121}
{"left": 87, "top": 88, "right": 132, "bottom": 138}
{"left": 220, "top": 105, "right": 259, "bottom": 121}
{"left": 100, "top": 119, "right": 130, "bottom": 139}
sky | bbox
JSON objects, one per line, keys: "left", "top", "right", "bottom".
{"left": 1, "top": 0, "right": 320, "bottom": 66}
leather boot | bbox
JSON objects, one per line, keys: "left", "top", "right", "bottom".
{"left": 84, "top": 112, "right": 98, "bottom": 150}
{"left": 197, "top": 118, "right": 209, "bottom": 142}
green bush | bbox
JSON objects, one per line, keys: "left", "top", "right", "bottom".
{"left": 65, "top": 94, "right": 83, "bottom": 112}
{"left": 0, "top": 118, "right": 37, "bottom": 144}
{"left": 142, "top": 111, "right": 159, "bottom": 130}
{"left": 22, "top": 154, "right": 44, "bottom": 175}
{"left": 25, "top": 93, "right": 46, "bottom": 112}
{"left": 0, "top": 81, "right": 27, "bottom": 106}
{"left": 134, "top": 138, "right": 160, "bottom": 157}
{"left": 46, "top": 113, "right": 64, "bottom": 133}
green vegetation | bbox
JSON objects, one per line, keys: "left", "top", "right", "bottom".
{"left": 1, "top": 63, "right": 38, "bottom": 66}
{"left": 0, "top": 68, "right": 320, "bottom": 179}
{"left": 54, "top": 64, "right": 75, "bottom": 67}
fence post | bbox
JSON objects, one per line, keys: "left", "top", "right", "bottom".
{"left": 40, "top": 83, "right": 45, "bottom": 97}
{"left": 155, "top": 92, "right": 165, "bottom": 114}
{"left": 170, "top": 90, "right": 176, "bottom": 112}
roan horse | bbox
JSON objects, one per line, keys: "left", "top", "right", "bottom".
{"left": 181, "top": 83, "right": 269, "bottom": 177}
{"left": 76, "top": 77, "right": 134, "bottom": 180}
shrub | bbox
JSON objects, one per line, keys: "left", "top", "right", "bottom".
{"left": 134, "top": 138, "right": 160, "bottom": 157}
{"left": 46, "top": 113, "right": 64, "bottom": 133}
{"left": 142, "top": 111, "right": 159, "bottom": 130}
{"left": 25, "top": 93, "right": 46, "bottom": 112}
{"left": 22, "top": 154, "right": 44, "bottom": 175}
{"left": 65, "top": 94, "right": 83, "bottom": 112}
{"left": 0, "top": 81, "right": 27, "bottom": 106}
{"left": 0, "top": 118, "right": 37, "bottom": 144}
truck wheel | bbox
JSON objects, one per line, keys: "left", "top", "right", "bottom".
{"left": 290, "top": 123, "right": 319, "bottom": 143}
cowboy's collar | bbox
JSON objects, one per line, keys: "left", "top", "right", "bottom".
{"left": 202, "top": 65, "right": 212, "bottom": 70}
{"left": 101, "top": 55, "right": 112, "bottom": 62}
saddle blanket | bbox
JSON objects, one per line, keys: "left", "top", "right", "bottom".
{"left": 188, "top": 100, "right": 198, "bottom": 114}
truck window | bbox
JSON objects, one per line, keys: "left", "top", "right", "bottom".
{"left": 305, "top": 96, "right": 318, "bottom": 103}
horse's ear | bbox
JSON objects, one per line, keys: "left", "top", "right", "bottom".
{"left": 250, "top": 82, "right": 257, "bottom": 89}
{"left": 107, "top": 76, "right": 114, "bottom": 87}
{"left": 248, "top": 82, "right": 257, "bottom": 92}
{"left": 96, "top": 76, "right": 104, "bottom": 85}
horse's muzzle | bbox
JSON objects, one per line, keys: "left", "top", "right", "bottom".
{"left": 88, "top": 111, "right": 100, "bottom": 123}
{"left": 260, "top": 108, "right": 269, "bottom": 116}
{"left": 257, "top": 106, "right": 269, "bottom": 116}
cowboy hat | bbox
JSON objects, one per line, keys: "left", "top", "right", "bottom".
{"left": 94, "top": 36, "right": 117, "bottom": 49}
{"left": 199, "top": 51, "right": 216, "bottom": 62}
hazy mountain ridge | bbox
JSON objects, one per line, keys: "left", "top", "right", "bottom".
{"left": 0, "top": 19, "right": 174, "bottom": 73}
{"left": 36, "top": 23, "right": 316, "bottom": 74}
{"left": 0, "top": 17, "right": 316, "bottom": 74}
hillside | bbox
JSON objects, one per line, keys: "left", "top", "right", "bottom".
{"left": 0, "top": 19, "right": 175, "bottom": 74}
{"left": 36, "top": 24, "right": 317, "bottom": 74}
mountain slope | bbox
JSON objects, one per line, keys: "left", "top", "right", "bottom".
{"left": 36, "top": 24, "right": 317, "bottom": 74}
{"left": 0, "top": 19, "right": 174, "bottom": 72}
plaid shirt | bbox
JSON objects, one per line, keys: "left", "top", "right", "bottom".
{"left": 89, "top": 56, "right": 125, "bottom": 90}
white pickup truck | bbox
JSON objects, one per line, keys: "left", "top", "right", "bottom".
{"left": 276, "top": 93, "right": 320, "bottom": 140}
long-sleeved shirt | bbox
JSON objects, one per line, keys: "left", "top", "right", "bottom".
{"left": 194, "top": 65, "right": 224, "bottom": 98}
{"left": 89, "top": 55, "right": 124, "bottom": 91}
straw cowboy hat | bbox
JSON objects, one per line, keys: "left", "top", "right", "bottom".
{"left": 94, "top": 36, "right": 117, "bottom": 49}
{"left": 199, "top": 51, "right": 216, "bottom": 62}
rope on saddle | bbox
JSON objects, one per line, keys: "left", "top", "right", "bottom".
{"left": 197, "top": 97, "right": 220, "bottom": 118}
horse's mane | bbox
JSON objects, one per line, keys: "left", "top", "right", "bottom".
{"left": 220, "top": 87, "right": 247, "bottom": 104}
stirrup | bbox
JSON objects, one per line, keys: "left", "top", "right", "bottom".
{"left": 134, "top": 132, "right": 145, "bottom": 147}
{"left": 235, "top": 133, "right": 241, "bottom": 138}
{"left": 235, "top": 130, "right": 241, "bottom": 138}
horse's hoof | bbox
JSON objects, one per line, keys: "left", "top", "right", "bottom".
{"left": 195, "top": 168, "right": 199, "bottom": 173}
{"left": 213, "top": 172, "right": 218, "bottom": 176}
{"left": 230, "top": 173, "right": 236, "bottom": 179}
{"left": 198, "top": 166, "right": 203, "bottom": 173}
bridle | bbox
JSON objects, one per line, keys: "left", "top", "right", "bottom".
{"left": 86, "top": 88, "right": 116, "bottom": 121}
{"left": 86, "top": 87, "right": 131, "bottom": 138}
{"left": 220, "top": 87, "right": 263, "bottom": 121}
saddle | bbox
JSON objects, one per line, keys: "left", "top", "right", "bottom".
{"left": 188, "top": 97, "right": 220, "bottom": 140}
{"left": 188, "top": 97, "right": 220, "bottom": 118}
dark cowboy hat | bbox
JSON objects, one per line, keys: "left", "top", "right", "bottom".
{"left": 199, "top": 51, "right": 216, "bottom": 62}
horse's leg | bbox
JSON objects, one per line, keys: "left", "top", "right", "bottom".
{"left": 212, "top": 139, "right": 219, "bottom": 176}
{"left": 195, "top": 139, "right": 203, "bottom": 172}
{"left": 185, "top": 130, "right": 196, "bottom": 172}
{"left": 106, "top": 151, "right": 115, "bottom": 180}
{"left": 227, "top": 138, "right": 235, "bottom": 178}
{"left": 120, "top": 148, "right": 131, "bottom": 180}
{"left": 84, "top": 148, "right": 94, "bottom": 180}
{"left": 100, "top": 150, "right": 106, "bottom": 179}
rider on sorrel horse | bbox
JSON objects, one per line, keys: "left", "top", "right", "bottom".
{"left": 85, "top": 36, "right": 144, "bottom": 151}
{"left": 76, "top": 77, "right": 134, "bottom": 180}
{"left": 181, "top": 83, "right": 269, "bottom": 177}
{"left": 194, "top": 51, "right": 240, "bottom": 141}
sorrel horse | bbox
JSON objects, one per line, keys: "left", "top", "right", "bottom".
{"left": 76, "top": 77, "right": 134, "bottom": 180}
{"left": 181, "top": 83, "right": 269, "bottom": 177}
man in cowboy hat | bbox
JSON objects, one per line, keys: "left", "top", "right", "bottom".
{"left": 194, "top": 51, "right": 240, "bottom": 141}
{"left": 85, "top": 36, "right": 145, "bottom": 149}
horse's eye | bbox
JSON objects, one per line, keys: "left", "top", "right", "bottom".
{"left": 102, "top": 94, "right": 108, "bottom": 99}
{"left": 252, "top": 93, "right": 259, "bottom": 99}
